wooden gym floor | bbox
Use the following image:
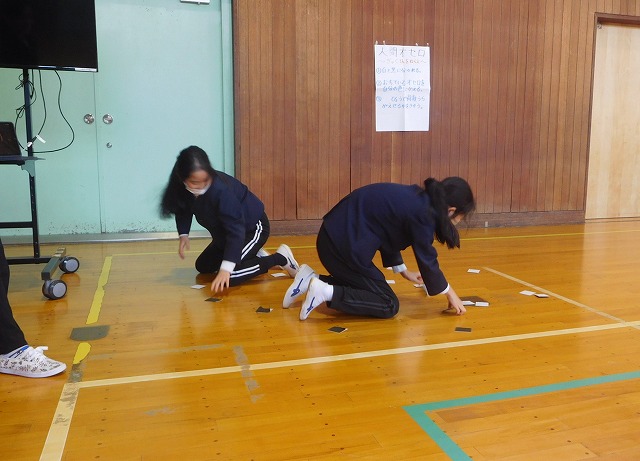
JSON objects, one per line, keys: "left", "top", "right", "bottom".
{"left": 2, "top": 221, "right": 640, "bottom": 460}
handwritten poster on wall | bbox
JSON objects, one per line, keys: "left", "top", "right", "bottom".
{"left": 374, "top": 44, "right": 431, "bottom": 132}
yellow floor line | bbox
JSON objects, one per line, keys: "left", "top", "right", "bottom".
{"left": 463, "top": 227, "right": 640, "bottom": 241}
{"left": 72, "top": 343, "right": 92, "bottom": 365}
{"left": 111, "top": 245, "right": 318, "bottom": 257}
{"left": 39, "top": 235, "right": 640, "bottom": 460}
{"left": 86, "top": 256, "right": 111, "bottom": 325}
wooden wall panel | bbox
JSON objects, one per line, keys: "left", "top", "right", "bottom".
{"left": 233, "top": 0, "right": 640, "bottom": 232}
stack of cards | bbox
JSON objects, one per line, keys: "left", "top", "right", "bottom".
{"left": 520, "top": 290, "right": 550, "bottom": 298}
{"left": 461, "top": 296, "right": 490, "bottom": 307}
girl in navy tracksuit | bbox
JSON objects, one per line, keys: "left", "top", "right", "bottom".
{"left": 283, "top": 177, "right": 475, "bottom": 319}
{"left": 161, "top": 146, "right": 298, "bottom": 293}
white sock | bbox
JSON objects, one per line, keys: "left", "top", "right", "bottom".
{"left": 317, "top": 280, "right": 334, "bottom": 301}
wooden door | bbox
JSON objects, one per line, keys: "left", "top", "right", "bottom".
{"left": 586, "top": 22, "right": 640, "bottom": 219}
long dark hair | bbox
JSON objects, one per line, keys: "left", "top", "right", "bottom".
{"left": 160, "top": 146, "right": 217, "bottom": 217}
{"left": 424, "top": 176, "right": 475, "bottom": 249}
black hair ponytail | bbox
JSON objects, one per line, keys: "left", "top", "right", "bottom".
{"left": 424, "top": 178, "right": 458, "bottom": 248}
{"left": 424, "top": 177, "right": 475, "bottom": 249}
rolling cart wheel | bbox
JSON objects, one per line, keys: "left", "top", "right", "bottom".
{"left": 59, "top": 256, "right": 80, "bottom": 273}
{"left": 42, "top": 279, "right": 67, "bottom": 300}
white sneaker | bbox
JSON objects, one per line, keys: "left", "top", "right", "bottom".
{"left": 300, "top": 278, "right": 330, "bottom": 320}
{"left": 257, "top": 247, "right": 270, "bottom": 257}
{"left": 0, "top": 345, "right": 67, "bottom": 378}
{"left": 283, "top": 264, "right": 316, "bottom": 308}
{"left": 276, "top": 244, "right": 299, "bottom": 277}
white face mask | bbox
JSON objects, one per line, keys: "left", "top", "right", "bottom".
{"left": 184, "top": 183, "right": 211, "bottom": 196}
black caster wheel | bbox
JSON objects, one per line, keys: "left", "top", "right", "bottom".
{"left": 42, "top": 279, "right": 67, "bottom": 300}
{"left": 59, "top": 256, "right": 80, "bottom": 273}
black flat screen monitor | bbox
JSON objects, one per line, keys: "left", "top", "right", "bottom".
{"left": 0, "top": 0, "right": 98, "bottom": 72}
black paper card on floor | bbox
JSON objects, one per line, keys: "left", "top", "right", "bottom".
{"left": 256, "top": 306, "right": 272, "bottom": 313}
{"left": 328, "top": 326, "right": 347, "bottom": 333}
{"left": 455, "top": 327, "right": 472, "bottom": 332}
{"left": 205, "top": 297, "right": 222, "bottom": 302}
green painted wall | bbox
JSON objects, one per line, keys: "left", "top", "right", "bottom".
{"left": 0, "top": 0, "right": 234, "bottom": 236}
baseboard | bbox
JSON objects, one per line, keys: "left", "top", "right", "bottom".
{"left": 0, "top": 211, "right": 589, "bottom": 244}
{"left": 467, "top": 211, "right": 586, "bottom": 228}
{"left": 270, "top": 220, "right": 322, "bottom": 235}
{"left": 269, "top": 211, "right": 586, "bottom": 235}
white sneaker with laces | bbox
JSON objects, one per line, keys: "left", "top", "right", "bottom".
{"left": 283, "top": 264, "right": 316, "bottom": 308}
{"left": 0, "top": 345, "right": 67, "bottom": 378}
{"left": 276, "top": 244, "right": 299, "bottom": 277}
{"left": 300, "top": 278, "right": 330, "bottom": 320}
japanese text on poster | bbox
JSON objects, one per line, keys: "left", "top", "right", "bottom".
{"left": 374, "top": 44, "right": 430, "bottom": 132}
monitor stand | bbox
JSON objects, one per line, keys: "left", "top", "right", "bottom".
{"left": 1, "top": 69, "right": 79, "bottom": 299}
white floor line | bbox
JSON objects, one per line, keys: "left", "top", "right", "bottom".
{"left": 40, "top": 260, "right": 640, "bottom": 461}
{"left": 482, "top": 266, "right": 640, "bottom": 328}
{"left": 75, "top": 320, "right": 640, "bottom": 390}
{"left": 39, "top": 383, "right": 80, "bottom": 461}
{"left": 40, "top": 320, "right": 640, "bottom": 461}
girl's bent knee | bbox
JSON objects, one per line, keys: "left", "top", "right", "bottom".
{"left": 379, "top": 301, "right": 400, "bottom": 319}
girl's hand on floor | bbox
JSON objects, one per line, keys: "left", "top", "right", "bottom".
{"left": 178, "top": 236, "right": 190, "bottom": 259}
{"left": 211, "top": 270, "right": 231, "bottom": 293}
{"left": 444, "top": 287, "right": 466, "bottom": 315}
